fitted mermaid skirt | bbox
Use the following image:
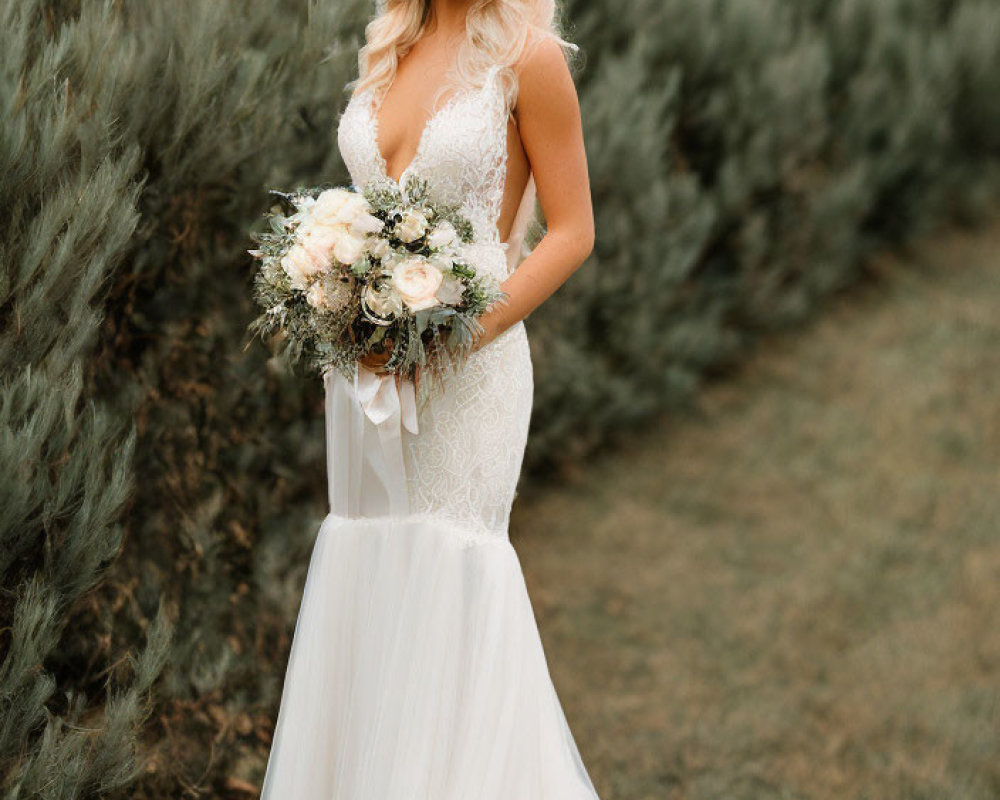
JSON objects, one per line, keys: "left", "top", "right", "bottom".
{"left": 260, "top": 299, "right": 600, "bottom": 799}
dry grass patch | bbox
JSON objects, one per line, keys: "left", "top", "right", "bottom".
{"left": 512, "top": 220, "right": 1000, "bottom": 800}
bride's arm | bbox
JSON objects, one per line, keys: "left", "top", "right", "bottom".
{"left": 474, "top": 39, "right": 594, "bottom": 350}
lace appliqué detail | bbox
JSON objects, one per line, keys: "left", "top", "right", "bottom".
{"left": 338, "top": 66, "right": 510, "bottom": 267}
{"left": 404, "top": 321, "right": 532, "bottom": 536}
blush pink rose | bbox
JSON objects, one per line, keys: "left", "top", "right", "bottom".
{"left": 391, "top": 258, "right": 443, "bottom": 311}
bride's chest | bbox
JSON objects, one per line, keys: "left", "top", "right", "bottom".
{"left": 336, "top": 84, "right": 508, "bottom": 210}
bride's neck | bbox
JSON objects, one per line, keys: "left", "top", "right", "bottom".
{"left": 425, "top": 0, "right": 470, "bottom": 38}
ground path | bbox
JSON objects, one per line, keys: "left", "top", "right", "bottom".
{"left": 512, "top": 220, "right": 1000, "bottom": 800}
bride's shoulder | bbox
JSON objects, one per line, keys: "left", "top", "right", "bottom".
{"left": 512, "top": 34, "right": 578, "bottom": 118}
{"left": 513, "top": 32, "right": 572, "bottom": 81}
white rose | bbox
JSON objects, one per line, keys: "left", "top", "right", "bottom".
{"left": 367, "top": 236, "right": 391, "bottom": 260}
{"left": 427, "top": 220, "right": 458, "bottom": 250}
{"left": 391, "top": 257, "right": 443, "bottom": 311}
{"left": 282, "top": 244, "right": 323, "bottom": 290}
{"left": 435, "top": 273, "right": 465, "bottom": 306}
{"left": 378, "top": 250, "right": 402, "bottom": 275}
{"left": 395, "top": 210, "right": 429, "bottom": 243}
{"left": 349, "top": 210, "right": 385, "bottom": 236}
{"left": 294, "top": 214, "right": 324, "bottom": 240}
{"left": 428, "top": 253, "right": 454, "bottom": 272}
{"left": 311, "top": 188, "right": 365, "bottom": 226}
{"left": 363, "top": 282, "right": 404, "bottom": 320}
{"left": 299, "top": 225, "right": 339, "bottom": 271}
{"left": 333, "top": 231, "right": 367, "bottom": 265}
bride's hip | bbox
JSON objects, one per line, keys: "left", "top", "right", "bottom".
{"left": 465, "top": 319, "right": 530, "bottom": 374}
{"left": 418, "top": 320, "right": 532, "bottom": 408}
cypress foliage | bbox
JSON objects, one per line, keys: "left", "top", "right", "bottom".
{"left": 1, "top": 0, "right": 998, "bottom": 797}
{"left": 526, "top": 0, "right": 1000, "bottom": 469}
{"left": 0, "top": 2, "right": 169, "bottom": 795}
{"left": 1, "top": 0, "right": 363, "bottom": 795}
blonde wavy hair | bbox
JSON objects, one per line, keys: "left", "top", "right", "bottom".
{"left": 352, "top": 0, "right": 576, "bottom": 114}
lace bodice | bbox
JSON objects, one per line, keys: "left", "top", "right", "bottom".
{"left": 337, "top": 65, "right": 510, "bottom": 257}
{"left": 331, "top": 64, "right": 535, "bottom": 539}
{"left": 266, "top": 66, "right": 599, "bottom": 800}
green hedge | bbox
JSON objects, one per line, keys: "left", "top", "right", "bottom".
{"left": 528, "top": 0, "right": 1000, "bottom": 467}
{"left": 1, "top": 0, "right": 997, "bottom": 796}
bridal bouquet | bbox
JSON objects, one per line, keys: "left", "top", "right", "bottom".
{"left": 248, "top": 177, "right": 505, "bottom": 380}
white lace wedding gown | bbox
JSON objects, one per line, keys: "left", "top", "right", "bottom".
{"left": 260, "top": 64, "right": 600, "bottom": 800}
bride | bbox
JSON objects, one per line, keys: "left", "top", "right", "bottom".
{"left": 260, "top": 0, "right": 596, "bottom": 797}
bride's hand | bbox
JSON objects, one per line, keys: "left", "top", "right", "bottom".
{"left": 358, "top": 348, "right": 420, "bottom": 394}
{"left": 358, "top": 336, "right": 394, "bottom": 374}
{"left": 472, "top": 316, "right": 499, "bottom": 353}
{"left": 358, "top": 349, "right": 391, "bottom": 374}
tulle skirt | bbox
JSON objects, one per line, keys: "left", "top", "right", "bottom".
{"left": 259, "top": 512, "right": 600, "bottom": 800}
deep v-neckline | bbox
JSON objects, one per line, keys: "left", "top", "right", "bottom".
{"left": 368, "top": 85, "right": 474, "bottom": 186}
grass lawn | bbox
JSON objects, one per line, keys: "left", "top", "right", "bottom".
{"left": 512, "top": 219, "right": 1000, "bottom": 800}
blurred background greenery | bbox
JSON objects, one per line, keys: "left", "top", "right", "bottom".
{"left": 1, "top": 0, "right": 998, "bottom": 798}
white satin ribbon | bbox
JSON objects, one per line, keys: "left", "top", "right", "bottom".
{"left": 325, "top": 367, "right": 418, "bottom": 518}
{"left": 354, "top": 367, "right": 420, "bottom": 437}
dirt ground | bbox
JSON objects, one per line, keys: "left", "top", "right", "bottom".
{"left": 511, "top": 220, "right": 1000, "bottom": 800}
